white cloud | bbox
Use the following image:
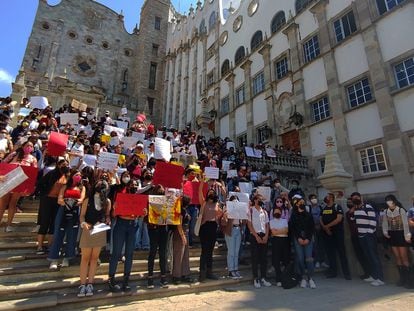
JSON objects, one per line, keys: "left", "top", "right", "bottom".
{"left": 0, "top": 68, "right": 14, "bottom": 84}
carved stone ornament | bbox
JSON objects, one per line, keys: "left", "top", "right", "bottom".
{"left": 72, "top": 55, "right": 97, "bottom": 77}
{"left": 84, "top": 9, "right": 103, "bottom": 30}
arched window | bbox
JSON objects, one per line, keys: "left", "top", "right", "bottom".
{"left": 221, "top": 59, "right": 230, "bottom": 76}
{"left": 209, "top": 11, "right": 216, "bottom": 30}
{"left": 234, "top": 46, "right": 246, "bottom": 66}
{"left": 250, "top": 30, "right": 263, "bottom": 52}
{"left": 271, "top": 11, "right": 286, "bottom": 34}
{"left": 199, "top": 19, "right": 207, "bottom": 35}
{"left": 296, "top": 0, "right": 312, "bottom": 15}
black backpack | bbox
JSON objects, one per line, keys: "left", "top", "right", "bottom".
{"left": 281, "top": 263, "right": 298, "bottom": 289}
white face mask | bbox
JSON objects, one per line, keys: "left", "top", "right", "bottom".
{"left": 386, "top": 201, "right": 394, "bottom": 207}
{"left": 311, "top": 198, "right": 318, "bottom": 205}
{"left": 122, "top": 177, "right": 130, "bottom": 184}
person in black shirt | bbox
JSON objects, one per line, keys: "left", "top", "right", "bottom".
{"left": 320, "top": 193, "right": 351, "bottom": 280}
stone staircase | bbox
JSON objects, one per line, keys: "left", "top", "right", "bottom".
{"left": 0, "top": 199, "right": 251, "bottom": 310}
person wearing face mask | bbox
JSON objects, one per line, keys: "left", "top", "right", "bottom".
{"left": 247, "top": 194, "right": 271, "bottom": 289}
{"left": 288, "top": 180, "right": 305, "bottom": 201}
{"left": 78, "top": 181, "right": 111, "bottom": 297}
{"left": 382, "top": 194, "right": 412, "bottom": 288}
{"left": 197, "top": 176, "right": 222, "bottom": 282}
{"left": 289, "top": 196, "right": 316, "bottom": 289}
{"left": 0, "top": 141, "right": 37, "bottom": 232}
{"left": 48, "top": 170, "right": 85, "bottom": 269}
{"left": 270, "top": 205, "right": 290, "bottom": 287}
{"left": 35, "top": 159, "right": 70, "bottom": 254}
{"left": 270, "top": 178, "right": 289, "bottom": 207}
{"left": 308, "top": 194, "right": 327, "bottom": 269}
{"left": 349, "top": 192, "right": 384, "bottom": 287}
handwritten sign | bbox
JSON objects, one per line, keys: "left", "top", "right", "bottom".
{"left": 60, "top": 113, "right": 79, "bottom": 125}
{"left": 131, "top": 132, "right": 145, "bottom": 142}
{"left": 222, "top": 161, "right": 232, "bottom": 172}
{"left": 104, "top": 125, "right": 125, "bottom": 137}
{"left": 114, "top": 193, "right": 147, "bottom": 217}
{"left": 97, "top": 152, "right": 119, "bottom": 171}
{"left": 239, "top": 182, "right": 252, "bottom": 194}
{"left": 0, "top": 164, "right": 38, "bottom": 195}
{"left": 258, "top": 186, "right": 272, "bottom": 202}
{"left": 229, "top": 192, "right": 250, "bottom": 203}
{"left": 30, "top": 96, "right": 48, "bottom": 109}
{"left": 115, "top": 120, "right": 129, "bottom": 130}
{"left": 109, "top": 136, "right": 120, "bottom": 146}
{"left": 154, "top": 137, "right": 171, "bottom": 161}
{"left": 153, "top": 161, "right": 184, "bottom": 189}
{"left": 204, "top": 167, "right": 219, "bottom": 180}
{"left": 226, "top": 201, "right": 249, "bottom": 220}
{"left": 148, "top": 195, "right": 181, "bottom": 225}
{"left": 121, "top": 136, "right": 138, "bottom": 149}
{"left": 47, "top": 132, "right": 69, "bottom": 156}
{"left": 227, "top": 170, "right": 237, "bottom": 178}
{"left": 83, "top": 154, "right": 97, "bottom": 168}
{"left": 0, "top": 166, "right": 28, "bottom": 198}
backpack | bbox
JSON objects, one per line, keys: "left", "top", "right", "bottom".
{"left": 281, "top": 263, "right": 298, "bottom": 289}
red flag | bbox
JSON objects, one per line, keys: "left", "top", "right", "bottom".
{"left": 153, "top": 161, "right": 184, "bottom": 189}
{"left": 114, "top": 193, "right": 148, "bottom": 217}
{"left": 47, "top": 132, "right": 68, "bottom": 156}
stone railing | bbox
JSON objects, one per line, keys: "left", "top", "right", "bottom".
{"left": 246, "top": 154, "right": 310, "bottom": 174}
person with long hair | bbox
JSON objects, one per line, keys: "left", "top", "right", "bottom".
{"left": 77, "top": 180, "right": 111, "bottom": 297}
{"left": 0, "top": 140, "right": 37, "bottom": 232}
{"left": 48, "top": 170, "right": 85, "bottom": 269}
{"left": 35, "top": 159, "right": 69, "bottom": 254}
{"left": 382, "top": 194, "right": 412, "bottom": 287}
{"left": 198, "top": 176, "right": 222, "bottom": 282}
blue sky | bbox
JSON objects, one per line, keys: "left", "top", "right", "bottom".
{"left": 0, "top": 0, "right": 194, "bottom": 98}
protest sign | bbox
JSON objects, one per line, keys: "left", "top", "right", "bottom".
{"left": 30, "top": 96, "right": 49, "bottom": 109}
{"left": 121, "top": 136, "right": 138, "bottom": 149}
{"left": 254, "top": 149, "right": 262, "bottom": 158}
{"left": 115, "top": 120, "right": 129, "bottom": 130}
{"left": 204, "top": 167, "right": 219, "bottom": 180}
{"left": 153, "top": 161, "right": 184, "bottom": 189}
{"left": 47, "top": 132, "right": 68, "bottom": 156}
{"left": 101, "top": 135, "right": 111, "bottom": 144}
{"left": 114, "top": 193, "right": 148, "bottom": 217}
{"left": 227, "top": 170, "right": 237, "bottom": 178}
{"left": 228, "top": 192, "right": 250, "bottom": 203}
{"left": 97, "top": 152, "right": 119, "bottom": 171}
{"left": 266, "top": 148, "right": 276, "bottom": 158}
{"left": 244, "top": 147, "right": 256, "bottom": 157}
{"left": 109, "top": 136, "right": 120, "bottom": 146}
{"left": 60, "top": 113, "right": 79, "bottom": 125}
{"left": 104, "top": 125, "right": 124, "bottom": 137}
{"left": 131, "top": 132, "right": 145, "bottom": 142}
{"left": 258, "top": 186, "right": 272, "bottom": 202}
{"left": 121, "top": 107, "right": 128, "bottom": 115}
{"left": 148, "top": 195, "right": 181, "bottom": 225}
{"left": 154, "top": 138, "right": 171, "bottom": 161}
{"left": 0, "top": 164, "right": 38, "bottom": 195}
{"left": 226, "top": 142, "right": 236, "bottom": 150}
{"left": 183, "top": 181, "right": 208, "bottom": 205}
{"left": 222, "top": 160, "right": 232, "bottom": 172}
{"left": 226, "top": 201, "right": 249, "bottom": 220}
{"left": 83, "top": 154, "right": 97, "bottom": 167}
{"left": 18, "top": 108, "right": 32, "bottom": 117}
{"left": 0, "top": 166, "right": 28, "bottom": 198}
{"left": 239, "top": 182, "right": 252, "bottom": 194}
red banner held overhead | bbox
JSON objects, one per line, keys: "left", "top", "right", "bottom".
{"left": 0, "top": 164, "right": 38, "bottom": 194}
{"left": 153, "top": 161, "right": 184, "bottom": 189}
{"left": 182, "top": 181, "right": 208, "bottom": 205}
{"left": 114, "top": 193, "right": 148, "bottom": 217}
{"left": 47, "top": 132, "right": 68, "bottom": 156}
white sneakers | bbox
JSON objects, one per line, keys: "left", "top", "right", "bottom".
{"left": 61, "top": 258, "right": 70, "bottom": 267}
{"left": 309, "top": 279, "right": 317, "bottom": 289}
{"left": 49, "top": 260, "right": 58, "bottom": 270}
{"left": 276, "top": 282, "right": 282, "bottom": 287}
{"left": 253, "top": 278, "right": 271, "bottom": 288}
{"left": 363, "top": 276, "right": 375, "bottom": 282}
{"left": 85, "top": 284, "right": 94, "bottom": 296}
{"left": 261, "top": 278, "right": 272, "bottom": 287}
{"left": 5, "top": 226, "right": 12, "bottom": 233}
{"left": 300, "top": 279, "right": 307, "bottom": 288}
{"left": 371, "top": 279, "right": 385, "bottom": 286}
{"left": 301, "top": 278, "right": 316, "bottom": 289}
{"left": 254, "top": 278, "right": 261, "bottom": 288}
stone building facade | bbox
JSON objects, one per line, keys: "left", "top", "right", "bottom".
{"left": 163, "top": 0, "right": 414, "bottom": 205}
{"left": 12, "top": 0, "right": 171, "bottom": 125}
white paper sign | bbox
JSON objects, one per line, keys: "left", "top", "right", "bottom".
{"left": 131, "top": 131, "right": 145, "bottom": 142}
{"left": 109, "top": 136, "right": 120, "bottom": 146}
{"left": 254, "top": 149, "right": 262, "bottom": 158}
{"left": 244, "top": 147, "right": 255, "bottom": 157}
{"left": 121, "top": 136, "right": 139, "bottom": 149}
{"left": 189, "top": 144, "right": 198, "bottom": 158}
{"left": 18, "top": 108, "right": 32, "bottom": 117}
{"left": 226, "top": 142, "right": 236, "bottom": 150}
{"left": 266, "top": 148, "right": 276, "bottom": 158}
{"left": 229, "top": 192, "right": 250, "bottom": 203}
{"left": 227, "top": 170, "right": 237, "bottom": 178}
{"left": 90, "top": 223, "right": 111, "bottom": 235}
{"left": 115, "top": 120, "right": 129, "bottom": 130}
{"left": 226, "top": 201, "right": 249, "bottom": 220}
{"left": 30, "top": 96, "right": 49, "bottom": 109}
{"left": 60, "top": 113, "right": 79, "bottom": 125}
{"left": 121, "top": 107, "right": 128, "bottom": 115}
{"left": 154, "top": 137, "right": 171, "bottom": 162}
{"left": 239, "top": 182, "right": 252, "bottom": 194}
{"left": 0, "top": 166, "right": 28, "bottom": 199}
{"left": 116, "top": 167, "right": 127, "bottom": 177}
{"left": 258, "top": 186, "right": 272, "bottom": 202}
{"left": 83, "top": 154, "right": 97, "bottom": 168}
{"left": 97, "top": 152, "right": 119, "bottom": 171}
{"left": 222, "top": 161, "right": 232, "bottom": 172}
{"left": 104, "top": 125, "right": 125, "bottom": 137}
{"left": 205, "top": 167, "right": 219, "bottom": 180}
{"left": 157, "top": 130, "right": 164, "bottom": 138}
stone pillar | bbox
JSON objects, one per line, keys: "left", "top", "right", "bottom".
{"left": 191, "top": 37, "right": 199, "bottom": 130}
{"left": 181, "top": 45, "right": 190, "bottom": 129}
{"left": 163, "top": 55, "right": 171, "bottom": 126}
{"left": 168, "top": 54, "right": 176, "bottom": 127}
{"left": 240, "top": 59, "right": 254, "bottom": 143}
{"left": 174, "top": 48, "right": 183, "bottom": 129}
{"left": 225, "top": 73, "right": 236, "bottom": 139}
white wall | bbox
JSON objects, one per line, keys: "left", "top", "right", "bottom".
{"left": 326, "top": 0, "right": 354, "bottom": 20}
{"left": 220, "top": 114, "right": 230, "bottom": 138}
{"left": 296, "top": 9, "right": 318, "bottom": 40}
{"left": 252, "top": 93, "right": 267, "bottom": 126}
{"left": 235, "top": 105, "right": 247, "bottom": 134}
{"left": 345, "top": 104, "right": 384, "bottom": 146}
{"left": 275, "top": 78, "right": 293, "bottom": 99}
{"left": 394, "top": 87, "right": 414, "bottom": 132}
{"left": 356, "top": 176, "right": 397, "bottom": 194}
{"left": 303, "top": 59, "right": 328, "bottom": 100}
{"left": 309, "top": 120, "right": 335, "bottom": 157}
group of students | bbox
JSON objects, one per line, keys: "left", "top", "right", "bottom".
{"left": 0, "top": 100, "right": 413, "bottom": 298}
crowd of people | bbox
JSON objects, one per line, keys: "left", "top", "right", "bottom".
{"left": 0, "top": 98, "right": 413, "bottom": 298}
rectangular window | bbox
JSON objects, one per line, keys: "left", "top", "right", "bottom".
{"left": 303, "top": 35, "right": 320, "bottom": 63}
{"left": 252, "top": 71, "right": 265, "bottom": 96}
{"left": 394, "top": 56, "right": 414, "bottom": 88}
{"left": 347, "top": 78, "right": 373, "bottom": 108}
{"left": 154, "top": 16, "right": 161, "bottom": 30}
{"left": 152, "top": 44, "right": 159, "bottom": 57}
{"left": 334, "top": 11, "right": 357, "bottom": 43}
{"left": 257, "top": 126, "right": 269, "bottom": 144}
{"left": 318, "top": 158, "right": 326, "bottom": 174}
{"left": 238, "top": 134, "right": 247, "bottom": 147}
{"left": 207, "top": 71, "right": 214, "bottom": 87}
{"left": 147, "top": 97, "right": 154, "bottom": 115}
{"left": 236, "top": 85, "right": 245, "bottom": 106}
{"left": 220, "top": 96, "right": 229, "bottom": 115}
{"left": 359, "top": 145, "right": 387, "bottom": 174}
{"left": 311, "top": 97, "right": 330, "bottom": 122}
{"left": 376, "top": 0, "right": 405, "bottom": 15}
{"left": 149, "top": 63, "right": 157, "bottom": 89}
{"left": 275, "top": 57, "right": 289, "bottom": 80}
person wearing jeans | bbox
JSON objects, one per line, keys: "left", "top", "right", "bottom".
{"left": 289, "top": 196, "right": 316, "bottom": 289}
{"left": 135, "top": 216, "right": 150, "bottom": 250}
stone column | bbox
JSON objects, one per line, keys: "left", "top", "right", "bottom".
{"left": 163, "top": 55, "right": 171, "bottom": 126}
{"left": 240, "top": 59, "right": 254, "bottom": 143}
{"left": 191, "top": 37, "right": 199, "bottom": 130}
{"left": 168, "top": 54, "right": 176, "bottom": 127}
{"left": 175, "top": 48, "right": 183, "bottom": 129}
{"left": 181, "top": 44, "right": 190, "bottom": 129}
{"left": 226, "top": 73, "right": 236, "bottom": 139}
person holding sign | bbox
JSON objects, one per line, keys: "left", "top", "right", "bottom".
{"left": 198, "top": 175, "right": 222, "bottom": 282}
{"left": 78, "top": 181, "right": 111, "bottom": 297}
{"left": 0, "top": 140, "right": 37, "bottom": 232}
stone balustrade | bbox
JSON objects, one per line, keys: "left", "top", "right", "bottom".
{"left": 246, "top": 154, "right": 310, "bottom": 174}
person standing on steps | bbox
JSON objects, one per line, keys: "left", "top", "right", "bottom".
{"left": 78, "top": 180, "right": 111, "bottom": 297}
{"left": 382, "top": 194, "right": 412, "bottom": 288}
{"left": 349, "top": 192, "right": 384, "bottom": 287}
{"left": 198, "top": 175, "right": 222, "bottom": 282}
{"left": 320, "top": 192, "right": 351, "bottom": 280}
{"left": 247, "top": 194, "right": 271, "bottom": 289}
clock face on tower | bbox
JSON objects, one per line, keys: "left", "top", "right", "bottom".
{"left": 72, "top": 55, "right": 97, "bottom": 77}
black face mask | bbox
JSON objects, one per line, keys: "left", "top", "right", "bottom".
{"left": 60, "top": 166, "right": 70, "bottom": 174}
{"left": 208, "top": 194, "right": 216, "bottom": 201}
{"left": 129, "top": 187, "right": 138, "bottom": 194}
{"left": 144, "top": 175, "right": 152, "bottom": 181}
{"left": 352, "top": 199, "right": 362, "bottom": 206}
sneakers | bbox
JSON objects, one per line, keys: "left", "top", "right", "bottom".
{"left": 36, "top": 247, "right": 46, "bottom": 255}
{"left": 321, "top": 262, "right": 330, "bottom": 269}
{"left": 5, "top": 226, "right": 12, "bottom": 233}
{"left": 77, "top": 285, "right": 86, "bottom": 297}
{"left": 61, "top": 258, "right": 70, "bottom": 267}
{"left": 315, "top": 262, "right": 321, "bottom": 269}
{"left": 49, "top": 260, "right": 58, "bottom": 270}
{"left": 253, "top": 278, "right": 261, "bottom": 289}
{"left": 300, "top": 279, "right": 308, "bottom": 288}
{"left": 276, "top": 282, "right": 282, "bottom": 287}
{"left": 147, "top": 278, "right": 155, "bottom": 289}
{"left": 309, "top": 279, "right": 316, "bottom": 289}
{"left": 85, "top": 284, "right": 94, "bottom": 296}
{"left": 160, "top": 277, "right": 169, "bottom": 288}
{"left": 363, "top": 276, "right": 375, "bottom": 282}
{"left": 371, "top": 279, "right": 385, "bottom": 286}
{"left": 229, "top": 271, "right": 238, "bottom": 280}
{"left": 235, "top": 271, "right": 243, "bottom": 279}
{"left": 261, "top": 278, "right": 272, "bottom": 287}
{"left": 108, "top": 277, "right": 121, "bottom": 293}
